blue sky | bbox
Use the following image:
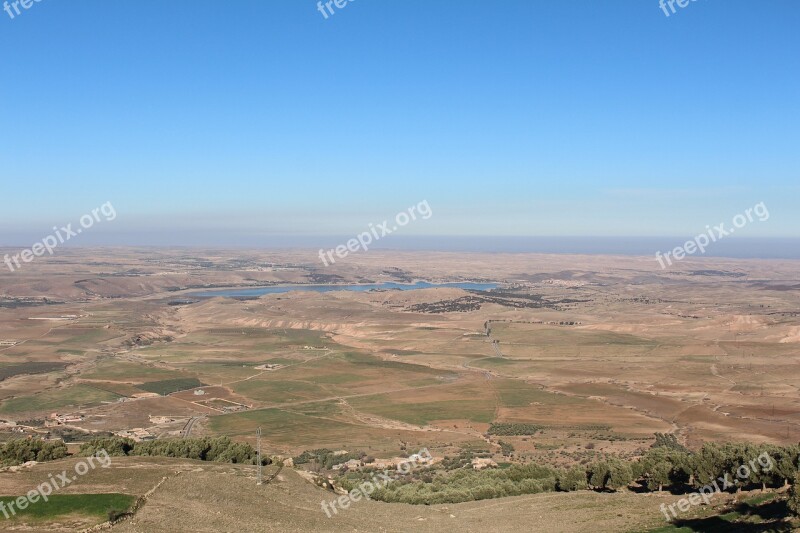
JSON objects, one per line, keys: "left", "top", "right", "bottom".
{"left": 1, "top": 0, "right": 798, "bottom": 245}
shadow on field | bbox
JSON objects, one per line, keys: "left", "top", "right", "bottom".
{"left": 670, "top": 498, "right": 793, "bottom": 532}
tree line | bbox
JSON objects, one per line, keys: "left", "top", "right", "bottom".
{"left": 339, "top": 440, "right": 800, "bottom": 508}
{"left": 0, "top": 436, "right": 270, "bottom": 466}
{"left": 0, "top": 438, "right": 67, "bottom": 466}
{"left": 79, "top": 436, "right": 270, "bottom": 465}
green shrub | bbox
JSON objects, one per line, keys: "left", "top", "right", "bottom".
{"left": 0, "top": 438, "right": 67, "bottom": 466}
{"left": 789, "top": 472, "right": 800, "bottom": 517}
{"left": 557, "top": 466, "right": 588, "bottom": 491}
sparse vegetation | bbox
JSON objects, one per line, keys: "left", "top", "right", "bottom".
{"left": 498, "top": 440, "right": 515, "bottom": 456}
{"left": 651, "top": 432, "right": 689, "bottom": 453}
{"left": 488, "top": 423, "right": 543, "bottom": 436}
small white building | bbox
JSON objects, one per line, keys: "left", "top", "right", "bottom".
{"left": 332, "top": 459, "right": 363, "bottom": 471}
{"left": 471, "top": 458, "right": 498, "bottom": 470}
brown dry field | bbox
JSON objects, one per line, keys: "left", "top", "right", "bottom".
{"left": 0, "top": 248, "right": 799, "bottom": 529}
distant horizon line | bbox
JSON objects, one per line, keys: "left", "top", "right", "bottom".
{"left": 1, "top": 235, "right": 799, "bottom": 259}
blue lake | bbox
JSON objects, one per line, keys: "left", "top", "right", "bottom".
{"left": 187, "top": 282, "right": 498, "bottom": 298}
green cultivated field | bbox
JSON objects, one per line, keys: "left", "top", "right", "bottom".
{"left": 82, "top": 360, "right": 185, "bottom": 382}
{"left": 0, "top": 493, "right": 135, "bottom": 522}
{"left": 231, "top": 379, "right": 329, "bottom": 403}
{"left": 349, "top": 397, "right": 495, "bottom": 425}
{"left": 0, "top": 362, "right": 68, "bottom": 382}
{"left": 138, "top": 378, "right": 205, "bottom": 395}
{"left": 208, "top": 407, "right": 412, "bottom": 448}
{"left": 494, "top": 380, "right": 584, "bottom": 407}
{"left": 0, "top": 384, "right": 121, "bottom": 414}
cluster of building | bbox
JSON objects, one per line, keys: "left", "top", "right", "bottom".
{"left": 149, "top": 416, "right": 176, "bottom": 424}
{"left": 114, "top": 428, "right": 155, "bottom": 442}
{"left": 254, "top": 363, "right": 284, "bottom": 371}
{"left": 0, "top": 420, "right": 32, "bottom": 434}
{"left": 332, "top": 451, "right": 436, "bottom": 472}
{"left": 47, "top": 413, "right": 84, "bottom": 425}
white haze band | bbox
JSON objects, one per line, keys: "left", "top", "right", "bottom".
{"left": 4, "top": 202, "right": 117, "bottom": 273}
{"left": 318, "top": 200, "right": 432, "bottom": 266}
{"left": 655, "top": 202, "right": 769, "bottom": 269}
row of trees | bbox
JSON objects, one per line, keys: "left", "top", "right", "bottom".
{"left": 632, "top": 442, "right": 800, "bottom": 493}
{"left": 78, "top": 436, "right": 270, "bottom": 465}
{"left": 342, "top": 462, "right": 560, "bottom": 505}
{"left": 1, "top": 436, "right": 271, "bottom": 468}
{"left": 342, "top": 441, "right": 800, "bottom": 507}
{"left": 487, "top": 423, "right": 543, "bottom": 436}
{"left": 0, "top": 438, "right": 68, "bottom": 466}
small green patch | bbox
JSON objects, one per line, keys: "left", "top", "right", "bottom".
{"left": 137, "top": 378, "right": 205, "bottom": 395}
{"left": 0, "top": 493, "right": 135, "bottom": 522}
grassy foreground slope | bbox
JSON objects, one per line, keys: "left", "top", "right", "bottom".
{"left": 109, "top": 462, "right": 691, "bottom": 533}
{"left": 1, "top": 458, "right": 669, "bottom": 532}
{"left": 0, "top": 453, "right": 795, "bottom": 532}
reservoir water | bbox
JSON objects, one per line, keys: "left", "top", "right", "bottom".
{"left": 187, "top": 281, "right": 498, "bottom": 298}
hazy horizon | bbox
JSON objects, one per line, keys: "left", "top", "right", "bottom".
{"left": 2, "top": 236, "right": 799, "bottom": 259}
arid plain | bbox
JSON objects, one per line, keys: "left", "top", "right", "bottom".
{"left": 1, "top": 248, "right": 799, "bottom": 531}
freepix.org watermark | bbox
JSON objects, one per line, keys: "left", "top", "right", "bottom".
{"left": 3, "top": 0, "right": 43, "bottom": 20}
{"left": 659, "top": 0, "right": 700, "bottom": 18}
{"left": 659, "top": 451, "right": 773, "bottom": 521}
{"left": 316, "top": 0, "right": 354, "bottom": 20}
{"left": 655, "top": 202, "right": 769, "bottom": 269}
{"left": 3, "top": 202, "right": 117, "bottom": 273}
{"left": 321, "top": 448, "right": 432, "bottom": 518}
{"left": 0, "top": 450, "right": 112, "bottom": 520}
{"left": 318, "top": 200, "right": 432, "bottom": 266}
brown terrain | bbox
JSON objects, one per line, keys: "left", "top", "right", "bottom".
{"left": 0, "top": 248, "right": 798, "bottom": 531}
